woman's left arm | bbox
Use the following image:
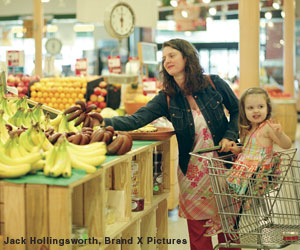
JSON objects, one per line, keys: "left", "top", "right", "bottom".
{"left": 212, "top": 75, "right": 239, "bottom": 142}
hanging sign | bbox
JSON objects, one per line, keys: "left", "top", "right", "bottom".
{"left": 6, "top": 50, "right": 24, "bottom": 67}
{"left": 75, "top": 58, "right": 88, "bottom": 76}
{"left": 107, "top": 56, "right": 121, "bottom": 74}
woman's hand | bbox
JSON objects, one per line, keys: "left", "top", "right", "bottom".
{"left": 218, "top": 138, "right": 235, "bottom": 152}
{"left": 228, "top": 142, "right": 241, "bottom": 155}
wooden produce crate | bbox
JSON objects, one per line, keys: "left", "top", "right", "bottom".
{"left": 0, "top": 139, "right": 172, "bottom": 250}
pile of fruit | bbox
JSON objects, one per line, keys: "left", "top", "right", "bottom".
{"left": 263, "top": 85, "right": 292, "bottom": 99}
{"left": 29, "top": 77, "right": 89, "bottom": 111}
{"left": 6, "top": 73, "right": 40, "bottom": 97}
{"left": 87, "top": 80, "right": 108, "bottom": 112}
{"left": 0, "top": 83, "right": 133, "bottom": 179}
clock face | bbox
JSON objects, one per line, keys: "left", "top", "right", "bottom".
{"left": 104, "top": 2, "right": 135, "bottom": 39}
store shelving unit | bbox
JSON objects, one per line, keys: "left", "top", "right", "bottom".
{"left": 0, "top": 139, "right": 171, "bottom": 250}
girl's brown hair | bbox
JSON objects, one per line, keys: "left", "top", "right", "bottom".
{"left": 160, "top": 38, "right": 208, "bottom": 96}
{"left": 239, "top": 87, "right": 272, "bottom": 137}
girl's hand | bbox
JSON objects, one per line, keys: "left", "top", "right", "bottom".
{"left": 269, "top": 120, "right": 283, "bottom": 135}
{"left": 219, "top": 138, "right": 235, "bottom": 152}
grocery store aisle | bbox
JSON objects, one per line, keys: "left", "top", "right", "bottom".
{"left": 168, "top": 123, "right": 300, "bottom": 250}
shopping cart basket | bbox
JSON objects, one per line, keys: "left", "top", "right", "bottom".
{"left": 190, "top": 148, "right": 298, "bottom": 250}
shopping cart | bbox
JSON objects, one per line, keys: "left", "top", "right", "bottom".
{"left": 190, "top": 148, "right": 298, "bottom": 250}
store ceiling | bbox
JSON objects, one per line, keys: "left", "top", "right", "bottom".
{"left": 158, "top": 0, "right": 286, "bottom": 20}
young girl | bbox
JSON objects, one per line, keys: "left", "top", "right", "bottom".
{"left": 204, "top": 87, "right": 292, "bottom": 237}
{"left": 226, "top": 87, "right": 292, "bottom": 195}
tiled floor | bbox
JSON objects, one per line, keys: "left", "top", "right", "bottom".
{"left": 168, "top": 123, "right": 300, "bottom": 250}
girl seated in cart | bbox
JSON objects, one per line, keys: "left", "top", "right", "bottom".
{"left": 205, "top": 87, "right": 292, "bottom": 235}
{"left": 226, "top": 87, "right": 292, "bottom": 196}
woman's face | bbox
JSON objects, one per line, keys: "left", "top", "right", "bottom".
{"left": 162, "top": 46, "right": 186, "bottom": 78}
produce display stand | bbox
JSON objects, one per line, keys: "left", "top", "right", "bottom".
{"left": 0, "top": 139, "right": 172, "bottom": 250}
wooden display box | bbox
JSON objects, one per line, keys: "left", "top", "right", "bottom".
{"left": 0, "top": 140, "right": 172, "bottom": 250}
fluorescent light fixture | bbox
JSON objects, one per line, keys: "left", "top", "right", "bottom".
{"left": 202, "top": 0, "right": 211, "bottom": 3}
{"left": 47, "top": 25, "right": 58, "bottom": 33}
{"left": 41, "top": 0, "right": 50, "bottom": 2}
{"left": 281, "top": 11, "right": 285, "bottom": 18}
{"left": 73, "top": 24, "right": 95, "bottom": 32}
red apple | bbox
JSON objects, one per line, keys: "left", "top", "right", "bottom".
{"left": 99, "top": 102, "right": 107, "bottom": 109}
{"left": 101, "top": 89, "right": 107, "bottom": 97}
{"left": 93, "top": 87, "right": 102, "bottom": 96}
{"left": 99, "top": 81, "right": 107, "bottom": 88}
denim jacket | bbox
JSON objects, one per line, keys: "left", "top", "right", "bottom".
{"left": 104, "top": 75, "right": 239, "bottom": 175}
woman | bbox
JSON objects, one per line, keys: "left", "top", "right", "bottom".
{"left": 103, "top": 38, "right": 240, "bottom": 249}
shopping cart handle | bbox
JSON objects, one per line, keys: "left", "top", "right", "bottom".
{"left": 194, "top": 145, "right": 222, "bottom": 154}
{"left": 192, "top": 143, "right": 242, "bottom": 154}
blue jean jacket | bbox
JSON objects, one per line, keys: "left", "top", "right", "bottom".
{"left": 104, "top": 75, "right": 239, "bottom": 175}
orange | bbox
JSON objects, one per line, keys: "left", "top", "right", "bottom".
{"left": 48, "top": 92, "right": 54, "bottom": 98}
{"left": 37, "top": 92, "right": 42, "bottom": 98}
{"left": 80, "top": 88, "right": 86, "bottom": 94}
{"left": 78, "top": 93, "right": 84, "bottom": 99}
{"left": 54, "top": 92, "right": 60, "bottom": 98}
{"left": 42, "top": 92, "right": 48, "bottom": 98}
{"left": 58, "top": 103, "right": 64, "bottom": 110}
{"left": 51, "top": 97, "right": 56, "bottom": 103}
{"left": 31, "top": 91, "right": 37, "bottom": 97}
{"left": 60, "top": 92, "right": 65, "bottom": 98}
{"left": 48, "top": 102, "right": 53, "bottom": 107}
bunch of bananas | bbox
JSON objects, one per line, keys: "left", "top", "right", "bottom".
{"left": 0, "top": 109, "right": 10, "bottom": 143}
{"left": 50, "top": 113, "right": 81, "bottom": 133}
{"left": 0, "top": 131, "right": 44, "bottom": 178}
{"left": 44, "top": 136, "right": 106, "bottom": 177}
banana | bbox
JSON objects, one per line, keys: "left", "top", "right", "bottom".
{"left": 32, "top": 159, "right": 46, "bottom": 171}
{"left": 67, "top": 140, "right": 106, "bottom": 152}
{"left": 62, "top": 152, "right": 72, "bottom": 178}
{"left": 49, "top": 143, "right": 67, "bottom": 177}
{"left": 67, "top": 146, "right": 106, "bottom": 159}
{"left": 19, "top": 129, "right": 39, "bottom": 153}
{"left": 75, "top": 100, "right": 87, "bottom": 112}
{"left": 0, "top": 151, "right": 42, "bottom": 166}
{"left": 67, "top": 109, "right": 83, "bottom": 122}
{"left": 0, "top": 162, "right": 31, "bottom": 178}
{"left": 63, "top": 105, "right": 81, "bottom": 115}
{"left": 50, "top": 113, "right": 63, "bottom": 127}
{"left": 44, "top": 147, "right": 57, "bottom": 175}
{"left": 70, "top": 156, "right": 96, "bottom": 174}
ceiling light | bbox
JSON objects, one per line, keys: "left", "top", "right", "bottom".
{"left": 209, "top": 7, "right": 217, "bottom": 16}
{"left": 272, "top": 2, "right": 280, "bottom": 10}
{"left": 181, "top": 10, "right": 188, "bottom": 18}
{"left": 170, "top": 0, "right": 178, "bottom": 7}
{"left": 41, "top": 0, "right": 50, "bottom": 2}
{"left": 281, "top": 11, "right": 285, "bottom": 18}
{"left": 202, "top": 0, "right": 211, "bottom": 3}
{"left": 264, "top": 12, "right": 272, "bottom": 20}
{"left": 268, "top": 22, "right": 274, "bottom": 28}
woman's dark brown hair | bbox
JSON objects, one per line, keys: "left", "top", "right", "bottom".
{"left": 160, "top": 38, "right": 208, "bottom": 96}
{"left": 239, "top": 87, "right": 272, "bottom": 138}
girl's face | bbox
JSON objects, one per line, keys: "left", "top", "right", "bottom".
{"left": 162, "top": 46, "right": 186, "bottom": 78}
{"left": 244, "top": 94, "right": 268, "bottom": 126}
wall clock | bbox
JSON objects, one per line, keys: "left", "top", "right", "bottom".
{"left": 45, "top": 38, "right": 62, "bottom": 55}
{"left": 104, "top": 2, "right": 136, "bottom": 39}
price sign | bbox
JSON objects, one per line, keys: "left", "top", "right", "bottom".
{"left": 142, "top": 78, "right": 157, "bottom": 96}
{"left": 75, "top": 58, "right": 88, "bottom": 76}
{"left": 6, "top": 50, "right": 24, "bottom": 67}
{"left": 107, "top": 56, "right": 121, "bottom": 74}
